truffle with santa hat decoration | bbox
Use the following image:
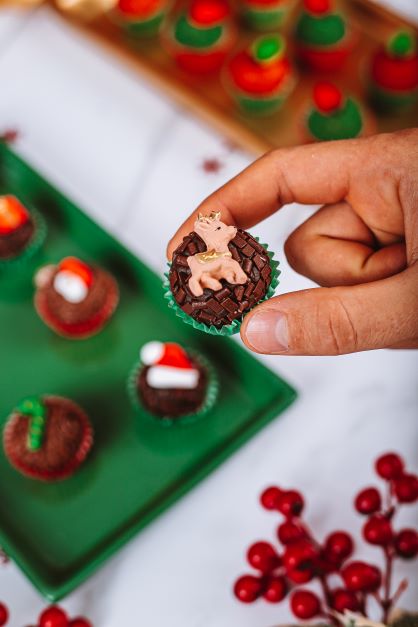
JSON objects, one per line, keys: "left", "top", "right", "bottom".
{"left": 294, "top": 0, "right": 354, "bottom": 73}
{"left": 128, "top": 341, "right": 218, "bottom": 425}
{"left": 367, "top": 30, "right": 418, "bottom": 113}
{"left": 224, "top": 34, "right": 297, "bottom": 116}
{"left": 34, "top": 256, "right": 119, "bottom": 339}
{"left": 238, "top": 0, "right": 296, "bottom": 33}
{"left": 302, "top": 81, "right": 374, "bottom": 142}
{"left": 111, "top": 0, "right": 171, "bottom": 38}
{"left": 0, "top": 195, "right": 46, "bottom": 272}
{"left": 162, "top": 0, "right": 236, "bottom": 75}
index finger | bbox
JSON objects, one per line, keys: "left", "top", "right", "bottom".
{"left": 166, "top": 134, "right": 376, "bottom": 260}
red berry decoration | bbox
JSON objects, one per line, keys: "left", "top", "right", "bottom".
{"left": 260, "top": 486, "right": 282, "bottom": 511}
{"left": 0, "top": 603, "right": 8, "bottom": 626}
{"left": 234, "top": 575, "right": 263, "bottom": 603}
{"left": 291, "top": 590, "right": 321, "bottom": 620}
{"left": 375, "top": 452, "right": 404, "bottom": 480}
{"left": 70, "top": 621, "right": 93, "bottom": 627}
{"left": 363, "top": 515, "right": 393, "bottom": 546}
{"left": 313, "top": 82, "right": 343, "bottom": 113}
{"left": 342, "top": 561, "right": 382, "bottom": 592}
{"left": 394, "top": 474, "right": 418, "bottom": 503}
{"left": 277, "top": 490, "right": 304, "bottom": 517}
{"left": 247, "top": 542, "right": 280, "bottom": 573}
{"left": 330, "top": 588, "right": 361, "bottom": 612}
{"left": 277, "top": 520, "right": 306, "bottom": 545}
{"left": 324, "top": 531, "right": 354, "bottom": 564}
{"left": 263, "top": 576, "right": 288, "bottom": 603}
{"left": 355, "top": 487, "right": 382, "bottom": 515}
{"left": 39, "top": 607, "right": 68, "bottom": 627}
{"left": 395, "top": 529, "right": 418, "bottom": 559}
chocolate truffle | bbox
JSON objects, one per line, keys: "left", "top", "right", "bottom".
{"left": 0, "top": 195, "right": 35, "bottom": 260}
{"left": 34, "top": 256, "right": 119, "bottom": 339}
{"left": 3, "top": 395, "right": 93, "bottom": 481}
{"left": 169, "top": 212, "right": 272, "bottom": 329}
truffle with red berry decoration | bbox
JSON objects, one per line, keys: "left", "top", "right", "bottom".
{"left": 302, "top": 81, "right": 373, "bottom": 142}
{"left": 112, "top": 0, "right": 171, "bottom": 37}
{"left": 162, "top": 0, "right": 236, "bottom": 74}
{"left": 34, "top": 256, "right": 119, "bottom": 339}
{"left": 368, "top": 31, "right": 418, "bottom": 113}
{"left": 294, "top": 0, "right": 354, "bottom": 73}
{"left": 224, "top": 34, "right": 297, "bottom": 116}
{"left": 233, "top": 452, "right": 418, "bottom": 624}
{"left": 0, "top": 194, "right": 46, "bottom": 267}
{"left": 238, "top": 0, "right": 296, "bottom": 32}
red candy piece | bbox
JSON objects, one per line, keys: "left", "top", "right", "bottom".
{"left": 0, "top": 195, "right": 29, "bottom": 235}
{"left": 118, "top": 0, "right": 160, "bottom": 17}
{"left": 304, "top": 0, "right": 331, "bottom": 14}
{"left": 190, "top": 0, "right": 229, "bottom": 25}
{"left": 260, "top": 486, "right": 282, "bottom": 510}
{"left": 342, "top": 561, "right": 382, "bottom": 592}
{"left": 363, "top": 515, "right": 393, "bottom": 546}
{"left": 394, "top": 474, "right": 418, "bottom": 503}
{"left": 0, "top": 603, "right": 9, "bottom": 626}
{"left": 277, "top": 490, "right": 304, "bottom": 517}
{"left": 355, "top": 487, "right": 382, "bottom": 515}
{"left": 263, "top": 575, "right": 287, "bottom": 603}
{"left": 70, "top": 619, "right": 93, "bottom": 627}
{"left": 39, "top": 606, "right": 69, "bottom": 627}
{"left": 247, "top": 541, "right": 280, "bottom": 573}
{"left": 228, "top": 51, "right": 291, "bottom": 96}
{"left": 291, "top": 590, "right": 321, "bottom": 620}
{"left": 234, "top": 575, "right": 263, "bottom": 603}
{"left": 58, "top": 257, "right": 94, "bottom": 289}
{"left": 395, "top": 528, "right": 418, "bottom": 559}
{"left": 313, "top": 82, "right": 343, "bottom": 113}
{"left": 375, "top": 452, "right": 404, "bottom": 479}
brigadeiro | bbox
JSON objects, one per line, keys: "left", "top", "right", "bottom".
{"left": 128, "top": 341, "right": 218, "bottom": 424}
{"left": 0, "top": 194, "right": 46, "bottom": 271}
{"left": 34, "top": 256, "right": 119, "bottom": 339}
{"left": 165, "top": 211, "right": 279, "bottom": 335}
{"left": 3, "top": 395, "right": 93, "bottom": 481}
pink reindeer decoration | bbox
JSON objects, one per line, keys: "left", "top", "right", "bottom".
{"left": 187, "top": 212, "right": 248, "bottom": 297}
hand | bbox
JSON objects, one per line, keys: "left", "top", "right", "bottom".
{"left": 167, "top": 129, "right": 418, "bottom": 356}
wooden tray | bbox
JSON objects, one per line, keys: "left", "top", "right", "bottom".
{"left": 51, "top": 0, "right": 418, "bottom": 156}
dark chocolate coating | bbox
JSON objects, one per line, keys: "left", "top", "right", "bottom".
{"left": 0, "top": 219, "right": 34, "bottom": 259}
{"left": 169, "top": 229, "right": 272, "bottom": 328}
{"left": 137, "top": 360, "right": 207, "bottom": 418}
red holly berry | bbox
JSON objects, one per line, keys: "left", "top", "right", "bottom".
{"left": 234, "top": 575, "right": 263, "bottom": 603}
{"left": 355, "top": 487, "right": 382, "bottom": 515}
{"left": 0, "top": 603, "right": 8, "bottom": 626}
{"left": 70, "top": 620, "right": 92, "bottom": 627}
{"left": 260, "top": 486, "right": 282, "bottom": 511}
{"left": 342, "top": 561, "right": 382, "bottom": 592}
{"left": 330, "top": 588, "right": 361, "bottom": 612}
{"left": 290, "top": 590, "right": 321, "bottom": 620}
{"left": 277, "top": 490, "right": 304, "bottom": 518}
{"left": 287, "top": 567, "right": 314, "bottom": 584}
{"left": 277, "top": 520, "right": 306, "bottom": 545}
{"left": 324, "top": 531, "right": 354, "bottom": 564}
{"left": 283, "top": 540, "right": 318, "bottom": 582}
{"left": 39, "top": 607, "right": 69, "bottom": 627}
{"left": 395, "top": 529, "right": 418, "bottom": 559}
{"left": 363, "top": 515, "right": 393, "bottom": 546}
{"left": 247, "top": 542, "right": 280, "bottom": 573}
{"left": 394, "top": 474, "right": 418, "bottom": 503}
{"left": 375, "top": 453, "right": 404, "bottom": 480}
{"left": 263, "top": 576, "right": 288, "bottom": 603}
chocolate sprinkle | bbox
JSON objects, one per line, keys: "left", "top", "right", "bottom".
{"left": 169, "top": 229, "right": 272, "bottom": 328}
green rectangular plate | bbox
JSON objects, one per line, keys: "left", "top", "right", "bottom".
{"left": 0, "top": 144, "right": 296, "bottom": 601}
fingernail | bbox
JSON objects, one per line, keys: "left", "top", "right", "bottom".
{"left": 244, "top": 310, "right": 289, "bottom": 354}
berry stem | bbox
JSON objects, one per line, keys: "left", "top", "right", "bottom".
{"left": 381, "top": 546, "right": 393, "bottom": 623}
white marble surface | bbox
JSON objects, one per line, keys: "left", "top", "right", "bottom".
{"left": 0, "top": 5, "right": 417, "bottom": 627}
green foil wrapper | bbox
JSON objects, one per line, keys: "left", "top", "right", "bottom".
{"left": 163, "top": 239, "right": 280, "bottom": 336}
{"left": 127, "top": 348, "right": 219, "bottom": 426}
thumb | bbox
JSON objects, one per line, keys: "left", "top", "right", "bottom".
{"left": 240, "top": 266, "right": 418, "bottom": 355}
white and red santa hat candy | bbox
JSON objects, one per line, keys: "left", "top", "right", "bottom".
{"left": 53, "top": 257, "right": 94, "bottom": 304}
{"left": 140, "top": 341, "right": 200, "bottom": 390}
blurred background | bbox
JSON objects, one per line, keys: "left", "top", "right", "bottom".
{"left": 0, "top": 0, "right": 417, "bottom": 625}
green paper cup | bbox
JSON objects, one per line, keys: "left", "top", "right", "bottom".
{"left": 0, "top": 208, "right": 47, "bottom": 276}
{"left": 164, "top": 239, "right": 280, "bottom": 336}
{"left": 127, "top": 348, "right": 219, "bottom": 426}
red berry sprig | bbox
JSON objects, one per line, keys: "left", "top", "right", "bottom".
{"left": 234, "top": 452, "right": 418, "bottom": 623}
